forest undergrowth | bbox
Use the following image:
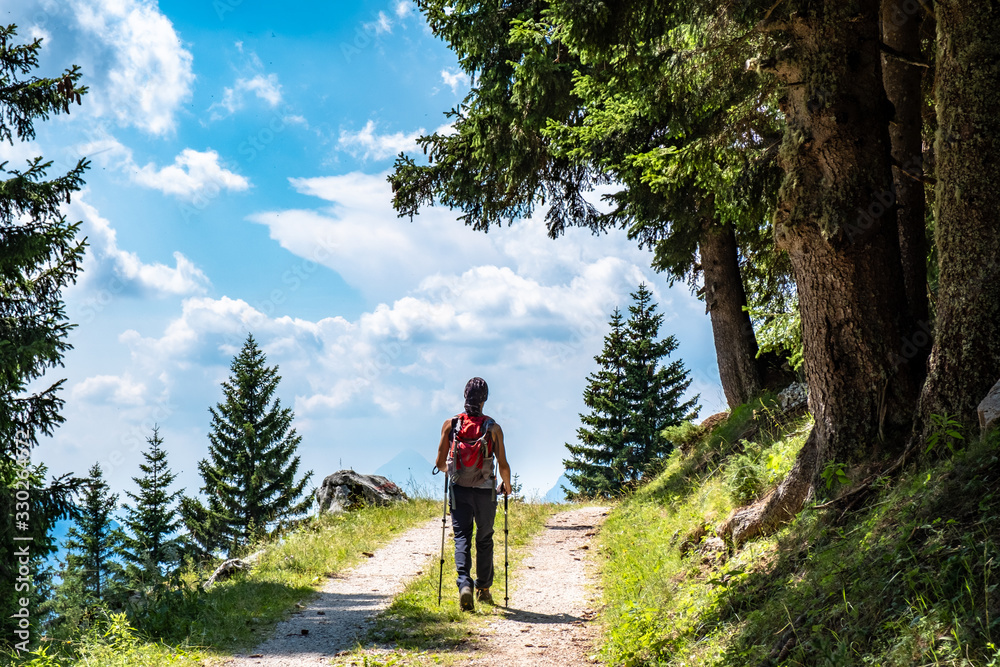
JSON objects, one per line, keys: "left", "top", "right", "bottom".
{"left": 599, "top": 396, "right": 1000, "bottom": 666}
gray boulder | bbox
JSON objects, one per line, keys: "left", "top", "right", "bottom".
{"left": 979, "top": 379, "right": 1000, "bottom": 434}
{"left": 315, "top": 470, "right": 408, "bottom": 514}
{"left": 777, "top": 382, "right": 809, "bottom": 413}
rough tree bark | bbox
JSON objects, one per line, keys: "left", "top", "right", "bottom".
{"left": 700, "top": 220, "right": 763, "bottom": 408}
{"left": 881, "top": 0, "right": 930, "bottom": 332}
{"left": 721, "top": 0, "right": 919, "bottom": 545}
{"left": 916, "top": 0, "right": 1000, "bottom": 435}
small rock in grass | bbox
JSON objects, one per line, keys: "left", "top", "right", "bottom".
{"left": 979, "top": 379, "right": 1000, "bottom": 434}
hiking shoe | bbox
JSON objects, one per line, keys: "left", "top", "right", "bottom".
{"left": 459, "top": 586, "right": 474, "bottom": 611}
{"left": 476, "top": 588, "right": 494, "bottom": 604}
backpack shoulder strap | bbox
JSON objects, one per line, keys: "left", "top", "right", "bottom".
{"left": 480, "top": 417, "right": 496, "bottom": 455}
{"left": 448, "top": 415, "right": 461, "bottom": 456}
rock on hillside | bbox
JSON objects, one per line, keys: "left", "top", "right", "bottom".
{"left": 980, "top": 379, "right": 1000, "bottom": 434}
{"left": 315, "top": 470, "right": 407, "bottom": 514}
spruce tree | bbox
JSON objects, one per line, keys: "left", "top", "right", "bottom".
{"left": 182, "top": 334, "right": 313, "bottom": 555}
{"left": 56, "top": 464, "right": 126, "bottom": 619}
{"left": 564, "top": 308, "right": 629, "bottom": 499}
{"left": 1, "top": 24, "right": 89, "bottom": 650}
{"left": 621, "top": 284, "right": 699, "bottom": 479}
{"left": 120, "top": 426, "right": 184, "bottom": 589}
{"left": 564, "top": 287, "right": 699, "bottom": 497}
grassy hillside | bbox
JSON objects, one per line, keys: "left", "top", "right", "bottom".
{"left": 598, "top": 397, "right": 1000, "bottom": 666}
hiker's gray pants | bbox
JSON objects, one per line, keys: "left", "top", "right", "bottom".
{"left": 450, "top": 484, "right": 496, "bottom": 591}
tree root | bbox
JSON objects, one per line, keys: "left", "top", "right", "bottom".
{"left": 719, "top": 430, "right": 821, "bottom": 547}
{"left": 722, "top": 424, "right": 925, "bottom": 545}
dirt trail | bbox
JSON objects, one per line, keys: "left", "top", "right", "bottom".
{"left": 463, "top": 505, "right": 609, "bottom": 666}
{"left": 224, "top": 506, "right": 609, "bottom": 667}
{"left": 224, "top": 517, "right": 442, "bottom": 667}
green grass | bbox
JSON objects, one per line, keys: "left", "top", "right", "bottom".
{"left": 329, "top": 499, "right": 563, "bottom": 666}
{"left": 7, "top": 500, "right": 438, "bottom": 667}
{"left": 597, "top": 406, "right": 1000, "bottom": 666}
{"left": 178, "top": 499, "right": 438, "bottom": 653}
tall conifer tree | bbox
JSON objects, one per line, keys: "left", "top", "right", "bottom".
{"left": 564, "top": 308, "right": 629, "bottom": 498}
{"left": 120, "top": 427, "right": 184, "bottom": 588}
{"left": 0, "top": 25, "right": 88, "bottom": 649}
{"left": 56, "top": 464, "right": 125, "bottom": 615}
{"left": 181, "top": 335, "right": 313, "bottom": 555}
{"left": 564, "top": 287, "right": 699, "bottom": 497}
{"left": 621, "top": 284, "right": 699, "bottom": 479}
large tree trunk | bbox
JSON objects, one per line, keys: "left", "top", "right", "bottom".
{"left": 881, "top": 0, "right": 930, "bottom": 335}
{"left": 722, "top": 1, "right": 918, "bottom": 545}
{"left": 916, "top": 0, "right": 1000, "bottom": 435}
{"left": 700, "top": 220, "right": 763, "bottom": 408}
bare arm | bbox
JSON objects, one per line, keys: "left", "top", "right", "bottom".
{"left": 492, "top": 423, "right": 512, "bottom": 495}
{"left": 435, "top": 419, "right": 452, "bottom": 472}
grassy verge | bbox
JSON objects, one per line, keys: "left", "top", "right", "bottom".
{"left": 598, "top": 400, "right": 1000, "bottom": 666}
{"left": 8, "top": 500, "right": 438, "bottom": 667}
{"left": 329, "top": 499, "right": 563, "bottom": 666}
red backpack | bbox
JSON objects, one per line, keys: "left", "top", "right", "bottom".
{"left": 447, "top": 413, "right": 496, "bottom": 488}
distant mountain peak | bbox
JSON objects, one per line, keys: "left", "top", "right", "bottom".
{"left": 374, "top": 448, "right": 438, "bottom": 498}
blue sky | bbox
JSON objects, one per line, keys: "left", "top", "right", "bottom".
{"left": 3, "top": 0, "right": 725, "bottom": 501}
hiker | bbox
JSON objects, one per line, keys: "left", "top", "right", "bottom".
{"left": 435, "top": 377, "right": 512, "bottom": 611}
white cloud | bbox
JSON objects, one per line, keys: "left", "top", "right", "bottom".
{"left": 250, "top": 171, "right": 652, "bottom": 304}
{"left": 441, "top": 68, "right": 471, "bottom": 94}
{"left": 69, "top": 195, "right": 211, "bottom": 297}
{"left": 244, "top": 75, "right": 283, "bottom": 106}
{"left": 75, "top": 129, "right": 133, "bottom": 166}
{"left": 0, "top": 140, "right": 44, "bottom": 168}
{"left": 365, "top": 11, "right": 393, "bottom": 35}
{"left": 395, "top": 1, "right": 413, "bottom": 18}
{"left": 249, "top": 171, "right": 501, "bottom": 300}
{"left": 73, "top": 129, "right": 250, "bottom": 203}
{"left": 132, "top": 148, "right": 250, "bottom": 202}
{"left": 434, "top": 122, "right": 458, "bottom": 137}
{"left": 337, "top": 120, "right": 424, "bottom": 161}
{"left": 211, "top": 73, "right": 283, "bottom": 118}
{"left": 27, "top": 23, "right": 51, "bottom": 43}
{"left": 113, "top": 263, "right": 640, "bottom": 421}
{"left": 71, "top": 0, "right": 195, "bottom": 135}
{"left": 72, "top": 374, "right": 147, "bottom": 406}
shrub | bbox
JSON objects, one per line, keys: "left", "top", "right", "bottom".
{"left": 662, "top": 421, "right": 705, "bottom": 454}
{"left": 725, "top": 449, "right": 768, "bottom": 505}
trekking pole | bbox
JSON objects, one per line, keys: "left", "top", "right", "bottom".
{"left": 434, "top": 467, "right": 449, "bottom": 606}
{"left": 504, "top": 491, "right": 509, "bottom": 608}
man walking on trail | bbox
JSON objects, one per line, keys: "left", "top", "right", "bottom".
{"left": 435, "top": 377, "right": 512, "bottom": 611}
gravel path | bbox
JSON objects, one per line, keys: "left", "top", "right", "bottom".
{"left": 462, "top": 505, "right": 609, "bottom": 666}
{"left": 224, "top": 516, "right": 442, "bottom": 667}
